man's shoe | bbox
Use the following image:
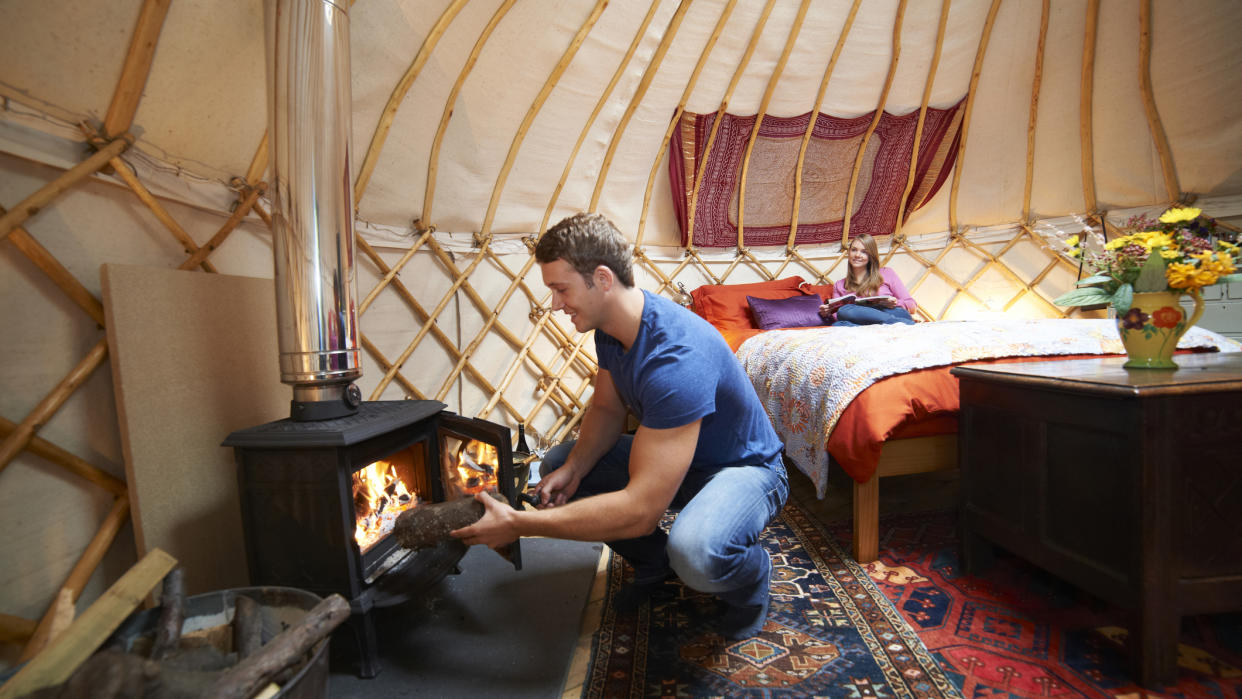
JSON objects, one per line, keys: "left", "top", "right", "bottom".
{"left": 614, "top": 571, "right": 675, "bottom": 613}
{"left": 718, "top": 593, "right": 770, "bottom": 640}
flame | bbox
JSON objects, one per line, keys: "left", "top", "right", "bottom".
{"left": 352, "top": 459, "right": 419, "bottom": 552}
{"left": 453, "top": 439, "right": 499, "bottom": 495}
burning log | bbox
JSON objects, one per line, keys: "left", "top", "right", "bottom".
{"left": 392, "top": 492, "right": 506, "bottom": 551}
{"left": 150, "top": 567, "right": 184, "bottom": 661}
{"left": 210, "top": 593, "right": 350, "bottom": 699}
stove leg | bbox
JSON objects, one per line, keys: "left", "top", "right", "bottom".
{"left": 340, "top": 608, "right": 381, "bottom": 678}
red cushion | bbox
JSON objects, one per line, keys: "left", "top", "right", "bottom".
{"left": 691, "top": 277, "right": 808, "bottom": 331}
{"left": 798, "top": 282, "right": 836, "bottom": 302}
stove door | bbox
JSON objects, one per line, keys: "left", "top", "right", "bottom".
{"left": 436, "top": 412, "right": 523, "bottom": 570}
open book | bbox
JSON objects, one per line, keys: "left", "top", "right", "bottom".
{"left": 824, "top": 293, "right": 897, "bottom": 312}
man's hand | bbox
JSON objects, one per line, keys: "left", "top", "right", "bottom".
{"left": 450, "top": 490, "right": 519, "bottom": 551}
{"left": 531, "top": 462, "right": 583, "bottom": 507}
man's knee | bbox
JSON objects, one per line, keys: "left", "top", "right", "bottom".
{"left": 537, "top": 441, "right": 575, "bottom": 478}
{"left": 665, "top": 525, "right": 736, "bottom": 592}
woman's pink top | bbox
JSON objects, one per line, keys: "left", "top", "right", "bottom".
{"left": 831, "top": 267, "right": 917, "bottom": 314}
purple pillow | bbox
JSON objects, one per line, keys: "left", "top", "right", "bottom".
{"left": 746, "top": 294, "right": 825, "bottom": 330}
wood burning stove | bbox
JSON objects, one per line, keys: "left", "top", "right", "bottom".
{"left": 223, "top": 400, "right": 523, "bottom": 678}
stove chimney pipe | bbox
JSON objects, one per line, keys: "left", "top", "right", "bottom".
{"left": 264, "top": 0, "right": 362, "bottom": 420}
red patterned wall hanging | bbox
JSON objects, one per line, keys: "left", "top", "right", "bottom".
{"left": 669, "top": 102, "right": 964, "bottom": 248}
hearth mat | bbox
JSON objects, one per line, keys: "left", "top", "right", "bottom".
{"left": 327, "top": 537, "right": 603, "bottom": 698}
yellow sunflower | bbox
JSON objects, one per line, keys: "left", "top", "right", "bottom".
{"left": 1166, "top": 262, "right": 1199, "bottom": 289}
{"left": 1159, "top": 206, "right": 1202, "bottom": 225}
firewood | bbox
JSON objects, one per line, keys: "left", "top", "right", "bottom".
{"left": 150, "top": 567, "right": 184, "bottom": 660}
{"left": 209, "top": 594, "right": 350, "bottom": 699}
{"left": 232, "top": 595, "right": 262, "bottom": 660}
{"left": 392, "top": 492, "right": 506, "bottom": 551}
{"left": 0, "top": 549, "right": 177, "bottom": 698}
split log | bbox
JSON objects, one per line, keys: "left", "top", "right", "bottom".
{"left": 231, "top": 595, "right": 262, "bottom": 660}
{"left": 210, "top": 594, "right": 350, "bottom": 699}
{"left": 392, "top": 492, "right": 506, "bottom": 551}
{"left": 150, "top": 568, "right": 184, "bottom": 661}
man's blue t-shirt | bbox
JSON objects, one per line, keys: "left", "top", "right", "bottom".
{"left": 594, "top": 290, "right": 784, "bottom": 473}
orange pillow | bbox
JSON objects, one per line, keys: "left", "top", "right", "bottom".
{"left": 691, "top": 276, "right": 808, "bottom": 331}
{"left": 798, "top": 282, "right": 835, "bottom": 302}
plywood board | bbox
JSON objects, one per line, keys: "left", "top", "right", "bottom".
{"left": 101, "top": 264, "right": 287, "bottom": 596}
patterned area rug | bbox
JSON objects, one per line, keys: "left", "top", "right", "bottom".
{"left": 821, "top": 510, "right": 1242, "bottom": 698}
{"left": 582, "top": 503, "right": 961, "bottom": 698}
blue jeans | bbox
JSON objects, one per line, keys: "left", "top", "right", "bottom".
{"left": 833, "top": 304, "right": 915, "bottom": 326}
{"left": 539, "top": 436, "right": 789, "bottom": 609}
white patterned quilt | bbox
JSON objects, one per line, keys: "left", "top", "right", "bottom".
{"left": 735, "top": 319, "right": 1241, "bottom": 496}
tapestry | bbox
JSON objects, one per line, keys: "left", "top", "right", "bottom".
{"left": 821, "top": 510, "right": 1242, "bottom": 697}
{"left": 581, "top": 504, "right": 961, "bottom": 698}
{"left": 669, "top": 102, "right": 964, "bottom": 248}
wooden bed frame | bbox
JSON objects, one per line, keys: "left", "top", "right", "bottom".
{"left": 851, "top": 433, "right": 957, "bottom": 563}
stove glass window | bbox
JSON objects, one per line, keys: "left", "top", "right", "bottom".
{"left": 351, "top": 444, "right": 428, "bottom": 553}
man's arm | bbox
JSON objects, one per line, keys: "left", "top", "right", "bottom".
{"left": 451, "top": 418, "right": 701, "bottom": 549}
{"left": 532, "top": 368, "right": 628, "bottom": 506}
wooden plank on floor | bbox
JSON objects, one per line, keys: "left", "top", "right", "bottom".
{"left": 0, "top": 548, "right": 177, "bottom": 698}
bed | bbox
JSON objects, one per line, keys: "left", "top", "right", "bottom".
{"left": 691, "top": 276, "right": 1242, "bottom": 563}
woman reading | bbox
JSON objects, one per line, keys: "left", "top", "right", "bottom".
{"left": 820, "top": 233, "right": 917, "bottom": 326}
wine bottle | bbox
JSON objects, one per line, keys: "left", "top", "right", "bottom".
{"left": 515, "top": 422, "right": 531, "bottom": 456}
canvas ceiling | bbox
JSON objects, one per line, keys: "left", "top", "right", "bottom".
{"left": 4, "top": 0, "right": 1241, "bottom": 245}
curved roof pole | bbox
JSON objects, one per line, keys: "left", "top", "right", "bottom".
{"left": 1021, "top": 0, "right": 1050, "bottom": 222}
{"left": 881, "top": 0, "right": 948, "bottom": 310}
{"left": 541, "top": 1, "right": 664, "bottom": 236}
{"left": 894, "top": 0, "right": 950, "bottom": 236}
{"left": 481, "top": 0, "right": 609, "bottom": 238}
{"left": 1138, "top": 0, "right": 1180, "bottom": 202}
{"left": 588, "top": 0, "right": 694, "bottom": 212}
{"left": 354, "top": 0, "right": 469, "bottom": 207}
{"left": 1080, "top": 0, "right": 1100, "bottom": 216}
{"left": 841, "top": 0, "right": 908, "bottom": 251}
{"left": 103, "top": 0, "right": 171, "bottom": 138}
{"left": 733, "top": 0, "right": 814, "bottom": 263}
{"left": 637, "top": 0, "right": 739, "bottom": 244}
{"left": 423, "top": 0, "right": 517, "bottom": 226}
{"left": 784, "top": 0, "right": 861, "bottom": 260}
{"left": 683, "top": 0, "right": 780, "bottom": 252}
{"left": 948, "top": 0, "right": 1002, "bottom": 235}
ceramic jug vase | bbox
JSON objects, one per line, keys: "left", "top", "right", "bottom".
{"left": 1115, "top": 290, "right": 1205, "bottom": 369}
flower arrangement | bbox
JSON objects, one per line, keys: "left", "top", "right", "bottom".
{"left": 1053, "top": 206, "right": 1241, "bottom": 312}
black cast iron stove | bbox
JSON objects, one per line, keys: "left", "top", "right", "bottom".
{"left": 223, "top": 400, "right": 522, "bottom": 678}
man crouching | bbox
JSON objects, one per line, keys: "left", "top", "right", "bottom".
{"left": 451, "top": 212, "right": 788, "bottom": 639}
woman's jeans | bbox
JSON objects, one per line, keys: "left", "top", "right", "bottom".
{"left": 539, "top": 436, "right": 789, "bottom": 609}
{"left": 833, "top": 304, "right": 915, "bottom": 326}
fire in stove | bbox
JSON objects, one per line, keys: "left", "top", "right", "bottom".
{"left": 353, "top": 460, "right": 421, "bottom": 553}
{"left": 445, "top": 436, "right": 500, "bottom": 496}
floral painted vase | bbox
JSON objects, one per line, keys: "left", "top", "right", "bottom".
{"left": 1115, "top": 290, "right": 1205, "bottom": 369}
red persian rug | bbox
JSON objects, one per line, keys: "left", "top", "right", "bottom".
{"left": 824, "top": 510, "right": 1242, "bottom": 698}
{"left": 582, "top": 503, "right": 960, "bottom": 698}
